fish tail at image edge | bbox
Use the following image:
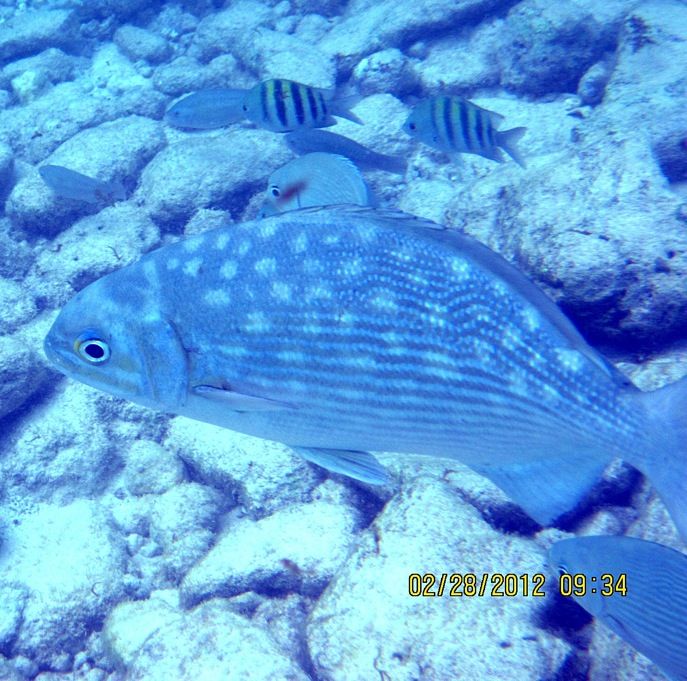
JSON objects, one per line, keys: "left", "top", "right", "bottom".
{"left": 496, "top": 127, "right": 527, "bottom": 168}
{"left": 631, "top": 374, "right": 687, "bottom": 540}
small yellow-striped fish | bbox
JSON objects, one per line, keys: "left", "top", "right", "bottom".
{"left": 403, "top": 96, "right": 526, "bottom": 167}
{"left": 242, "top": 78, "right": 362, "bottom": 133}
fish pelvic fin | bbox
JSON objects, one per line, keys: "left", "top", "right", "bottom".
{"left": 634, "top": 375, "right": 687, "bottom": 543}
{"left": 293, "top": 446, "right": 390, "bottom": 485}
{"left": 496, "top": 126, "right": 527, "bottom": 168}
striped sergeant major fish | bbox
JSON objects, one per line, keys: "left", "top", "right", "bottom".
{"left": 548, "top": 536, "right": 687, "bottom": 681}
{"left": 241, "top": 78, "right": 363, "bottom": 133}
{"left": 43, "top": 206, "right": 687, "bottom": 542}
{"left": 403, "top": 96, "right": 527, "bottom": 167}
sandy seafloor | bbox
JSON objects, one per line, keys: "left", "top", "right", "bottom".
{"left": 0, "top": 0, "right": 687, "bottom": 679}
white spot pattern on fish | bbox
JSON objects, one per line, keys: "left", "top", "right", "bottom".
{"left": 244, "top": 311, "right": 270, "bottom": 333}
{"left": 370, "top": 291, "right": 398, "bottom": 312}
{"left": 215, "top": 233, "right": 230, "bottom": 250}
{"left": 220, "top": 260, "right": 238, "bottom": 280}
{"left": 183, "top": 258, "right": 203, "bottom": 277}
{"left": 258, "top": 221, "right": 278, "bottom": 239}
{"left": 183, "top": 238, "right": 202, "bottom": 253}
{"left": 292, "top": 232, "right": 308, "bottom": 254}
{"left": 522, "top": 308, "right": 541, "bottom": 331}
{"left": 343, "top": 258, "right": 363, "bottom": 277}
{"left": 306, "top": 285, "right": 332, "bottom": 301}
{"left": 166, "top": 258, "right": 179, "bottom": 271}
{"left": 255, "top": 257, "right": 277, "bottom": 277}
{"left": 271, "top": 282, "right": 292, "bottom": 302}
{"left": 204, "top": 289, "right": 231, "bottom": 306}
{"left": 555, "top": 348, "right": 584, "bottom": 372}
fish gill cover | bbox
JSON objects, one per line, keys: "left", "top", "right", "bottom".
{"left": 0, "top": 1, "right": 686, "bottom": 680}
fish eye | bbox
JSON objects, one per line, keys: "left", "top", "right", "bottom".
{"left": 242, "top": 103, "right": 248, "bottom": 112}
{"left": 270, "top": 186, "right": 280, "bottom": 198}
{"left": 74, "top": 333, "right": 110, "bottom": 364}
{"left": 408, "top": 122, "right": 416, "bottom": 130}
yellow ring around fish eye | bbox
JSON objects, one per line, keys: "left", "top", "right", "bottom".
{"left": 74, "top": 335, "right": 111, "bottom": 364}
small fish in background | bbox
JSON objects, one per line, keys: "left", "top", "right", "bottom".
{"left": 39, "top": 165, "right": 126, "bottom": 205}
{"left": 548, "top": 536, "right": 687, "bottom": 681}
{"left": 261, "top": 152, "right": 373, "bottom": 215}
{"left": 165, "top": 89, "right": 248, "bottom": 129}
{"left": 242, "top": 78, "right": 363, "bottom": 133}
{"left": 286, "top": 129, "right": 407, "bottom": 175}
{"left": 403, "top": 96, "right": 527, "bottom": 167}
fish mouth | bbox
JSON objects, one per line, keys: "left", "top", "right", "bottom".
{"left": 43, "top": 330, "right": 71, "bottom": 374}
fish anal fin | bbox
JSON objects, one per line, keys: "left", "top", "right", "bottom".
{"left": 469, "top": 454, "right": 608, "bottom": 526}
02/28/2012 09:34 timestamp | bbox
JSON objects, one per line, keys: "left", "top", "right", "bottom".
{"left": 408, "top": 572, "right": 628, "bottom": 598}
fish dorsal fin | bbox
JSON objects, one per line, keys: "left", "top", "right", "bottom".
{"left": 473, "top": 103, "right": 505, "bottom": 126}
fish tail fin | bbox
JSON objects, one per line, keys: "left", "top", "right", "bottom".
{"left": 496, "top": 126, "right": 527, "bottom": 168}
{"left": 635, "top": 375, "right": 687, "bottom": 541}
{"left": 329, "top": 92, "right": 364, "bottom": 125}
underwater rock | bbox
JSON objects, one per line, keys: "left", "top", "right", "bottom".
{"left": 2, "top": 48, "right": 86, "bottom": 94}
{"left": 190, "top": 0, "right": 272, "bottom": 62}
{"left": 146, "top": 483, "right": 225, "bottom": 584}
{"left": 577, "top": 56, "right": 615, "bottom": 106}
{"left": 0, "top": 335, "right": 49, "bottom": 422}
{"left": 7, "top": 116, "right": 164, "bottom": 236}
{"left": 164, "top": 418, "right": 320, "bottom": 518}
{"left": 0, "top": 80, "right": 166, "bottom": 165}
{"left": 603, "top": 0, "right": 687, "bottom": 184}
{"left": 253, "top": 594, "right": 312, "bottom": 662}
{"left": 180, "top": 489, "right": 362, "bottom": 607}
{"left": 113, "top": 599, "right": 309, "bottom": 680}
{"left": 0, "top": 219, "right": 33, "bottom": 280}
{"left": 0, "top": 499, "right": 127, "bottom": 668}
{"left": 0, "top": 9, "right": 78, "bottom": 63}
{"left": 114, "top": 25, "right": 171, "bottom": 65}
{"left": 307, "top": 478, "right": 570, "bottom": 680}
{"left": 242, "top": 29, "right": 336, "bottom": 87}
{"left": 497, "top": 0, "right": 628, "bottom": 96}
{"left": 0, "top": 142, "right": 13, "bottom": 195}
{"left": 138, "top": 129, "right": 289, "bottom": 229}
{"left": 120, "top": 440, "right": 185, "bottom": 497}
{"left": 152, "top": 54, "right": 252, "bottom": 97}
{"left": 443, "top": 131, "right": 687, "bottom": 347}
{"left": 0, "top": 278, "right": 37, "bottom": 335}
{"left": 418, "top": 23, "right": 502, "bottom": 93}
{"left": 27, "top": 204, "right": 160, "bottom": 308}
{"left": 0, "top": 379, "right": 121, "bottom": 505}
{"left": 320, "top": 0, "right": 514, "bottom": 72}
{"left": 352, "top": 48, "right": 418, "bottom": 96}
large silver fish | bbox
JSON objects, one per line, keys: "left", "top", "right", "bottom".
{"left": 43, "top": 207, "right": 687, "bottom": 538}
{"left": 548, "top": 536, "right": 687, "bottom": 681}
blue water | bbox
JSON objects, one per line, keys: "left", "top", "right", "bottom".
{"left": 0, "top": 0, "right": 686, "bottom": 679}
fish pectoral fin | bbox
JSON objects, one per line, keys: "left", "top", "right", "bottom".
{"left": 468, "top": 453, "right": 609, "bottom": 526}
{"left": 192, "top": 384, "right": 296, "bottom": 412}
{"left": 293, "top": 446, "right": 391, "bottom": 485}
